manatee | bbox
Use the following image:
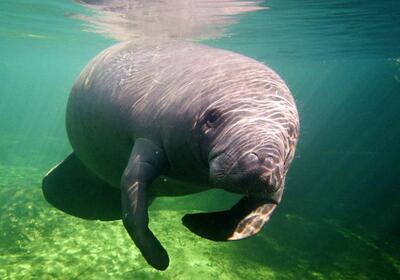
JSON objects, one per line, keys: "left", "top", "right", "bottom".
{"left": 42, "top": 40, "right": 300, "bottom": 270}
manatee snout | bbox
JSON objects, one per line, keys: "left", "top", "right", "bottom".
{"left": 210, "top": 149, "right": 285, "bottom": 203}
{"left": 233, "top": 151, "right": 284, "bottom": 198}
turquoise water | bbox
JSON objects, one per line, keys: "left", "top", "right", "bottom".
{"left": 1, "top": 0, "right": 399, "bottom": 279}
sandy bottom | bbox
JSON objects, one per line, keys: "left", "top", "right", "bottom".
{"left": 0, "top": 164, "right": 398, "bottom": 280}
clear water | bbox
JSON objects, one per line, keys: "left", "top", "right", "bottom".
{"left": 1, "top": 0, "right": 399, "bottom": 279}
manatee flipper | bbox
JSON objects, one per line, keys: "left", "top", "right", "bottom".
{"left": 121, "top": 138, "right": 169, "bottom": 270}
{"left": 42, "top": 153, "right": 121, "bottom": 221}
{"left": 182, "top": 192, "right": 282, "bottom": 241}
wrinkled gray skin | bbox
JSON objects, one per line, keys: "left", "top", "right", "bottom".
{"left": 63, "top": 40, "right": 299, "bottom": 270}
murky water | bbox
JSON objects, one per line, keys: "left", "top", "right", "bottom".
{"left": 1, "top": 0, "right": 399, "bottom": 279}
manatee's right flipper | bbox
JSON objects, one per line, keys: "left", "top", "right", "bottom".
{"left": 42, "top": 153, "right": 121, "bottom": 221}
{"left": 121, "top": 138, "right": 169, "bottom": 270}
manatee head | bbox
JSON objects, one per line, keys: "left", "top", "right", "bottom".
{"left": 193, "top": 68, "right": 299, "bottom": 203}
{"left": 184, "top": 67, "right": 300, "bottom": 241}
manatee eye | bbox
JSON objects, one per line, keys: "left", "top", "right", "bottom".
{"left": 204, "top": 109, "right": 221, "bottom": 129}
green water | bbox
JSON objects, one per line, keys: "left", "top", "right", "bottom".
{"left": 1, "top": 0, "right": 399, "bottom": 279}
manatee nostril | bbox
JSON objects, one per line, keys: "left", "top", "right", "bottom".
{"left": 264, "top": 156, "right": 275, "bottom": 168}
{"left": 247, "top": 152, "right": 259, "bottom": 163}
{"left": 246, "top": 152, "right": 277, "bottom": 168}
{"left": 265, "top": 155, "right": 275, "bottom": 162}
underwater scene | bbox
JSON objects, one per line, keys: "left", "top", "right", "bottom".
{"left": 1, "top": 0, "right": 399, "bottom": 279}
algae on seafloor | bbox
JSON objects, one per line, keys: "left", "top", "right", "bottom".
{"left": 0, "top": 163, "right": 399, "bottom": 279}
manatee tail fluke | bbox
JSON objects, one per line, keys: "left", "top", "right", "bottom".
{"left": 182, "top": 196, "right": 277, "bottom": 241}
{"left": 42, "top": 153, "right": 121, "bottom": 221}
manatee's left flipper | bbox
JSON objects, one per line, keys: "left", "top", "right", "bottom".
{"left": 121, "top": 138, "right": 169, "bottom": 271}
{"left": 182, "top": 193, "right": 282, "bottom": 241}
